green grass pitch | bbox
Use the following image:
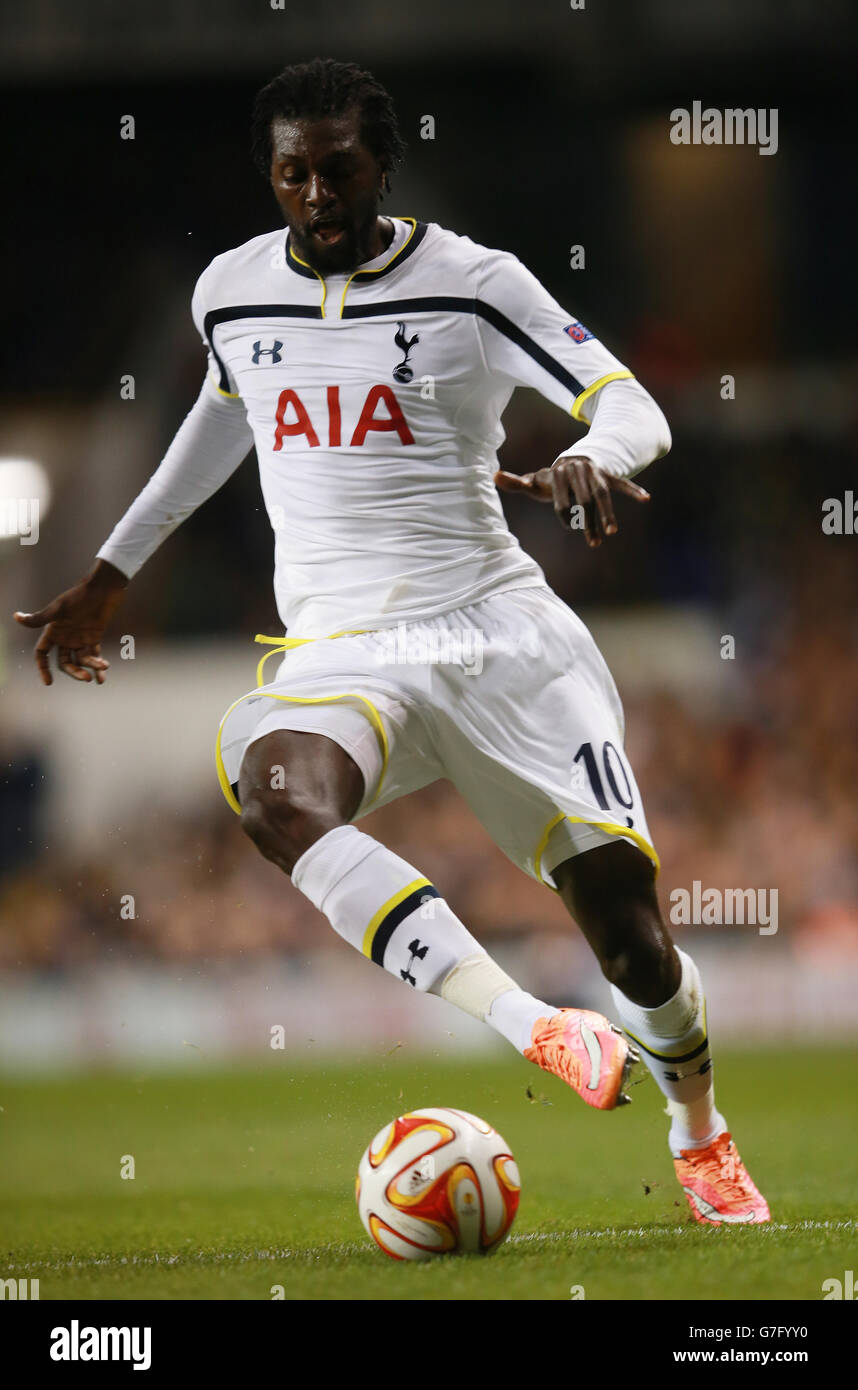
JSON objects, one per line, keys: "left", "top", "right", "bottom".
{"left": 2, "top": 1047, "right": 855, "bottom": 1300}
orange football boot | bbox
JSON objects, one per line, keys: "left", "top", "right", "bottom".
{"left": 674, "top": 1131, "right": 771, "bottom": 1225}
{"left": 524, "top": 1008, "right": 639, "bottom": 1110}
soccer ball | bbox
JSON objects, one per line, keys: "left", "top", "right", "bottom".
{"left": 355, "top": 1106, "right": 520, "bottom": 1260}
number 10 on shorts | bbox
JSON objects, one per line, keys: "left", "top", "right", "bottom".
{"left": 571, "top": 741, "right": 636, "bottom": 827}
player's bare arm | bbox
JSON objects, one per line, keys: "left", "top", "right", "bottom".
{"left": 494, "top": 456, "right": 650, "bottom": 548}
{"left": 13, "top": 557, "right": 128, "bottom": 686}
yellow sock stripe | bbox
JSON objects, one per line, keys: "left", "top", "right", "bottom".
{"left": 361, "top": 876, "right": 432, "bottom": 959}
{"left": 215, "top": 690, "right": 389, "bottom": 816}
{"left": 534, "top": 810, "right": 660, "bottom": 891}
{"left": 570, "top": 370, "right": 635, "bottom": 424}
{"left": 622, "top": 1001, "right": 709, "bottom": 1062}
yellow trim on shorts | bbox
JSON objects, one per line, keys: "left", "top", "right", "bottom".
{"left": 216, "top": 628, "right": 388, "bottom": 815}
{"left": 215, "top": 689, "right": 389, "bottom": 816}
{"left": 252, "top": 630, "right": 370, "bottom": 687}
{"left": 534, "top": 810, "right": 660, "bottom": 890}
{"left": 361, "top": 876, "right": 432, "bottom": 959}
{"left": 570, "top": 370, "right": 635, "bottom": 424}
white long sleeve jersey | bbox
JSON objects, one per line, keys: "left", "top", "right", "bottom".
{"left": 97, "top": 216, "right": 671, "bottom": 637}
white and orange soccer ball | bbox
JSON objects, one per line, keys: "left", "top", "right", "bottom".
{"left": 355, "top": 1106, "right": 520, "bottom": 1260}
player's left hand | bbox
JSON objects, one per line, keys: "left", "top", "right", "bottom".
{"left": 494, "top": 455, "right": 650, "bottom": 548}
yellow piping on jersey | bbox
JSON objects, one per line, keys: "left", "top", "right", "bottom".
{"left": 534, "top": 810, "right": 660, "bottom": 889}
{"left": 289, "top": 217, "right": 417, "bottom": 320}
{"left": 570, "top": 370, "right": 635, "bottom": 424}
{"left": 215, "top": 630, "right": 387, "bottom": 816}
{"left": 287, "top": 248, "right": 328, "bottom": 318}
{"left": 337, "top": 216, "right": 418, "bottom": 318}
{"left": 208, "top": 372, "right": 240, "bottom": 400}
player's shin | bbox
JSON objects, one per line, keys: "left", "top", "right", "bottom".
{"left": 609, "top": 948, "right": 725, "bottom": 1154}
{"left": 290, "top": 826, "right": 547, "bottom": 1037}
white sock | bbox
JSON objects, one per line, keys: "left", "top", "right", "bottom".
{"left": 487, "top": 988, "right": 560, "bottom": 1053}
{"left": 292, "top": 825, "right": 480, "bottom": 990}
{"left": 292, "top": 826, "right": 555, "bottom": 1055}
{"left": 609, "top": 949, "right": 726, "bottom": 1155}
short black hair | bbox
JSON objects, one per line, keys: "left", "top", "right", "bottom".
{"left": 251, "top": 57, "right": 406, "bottom": 187}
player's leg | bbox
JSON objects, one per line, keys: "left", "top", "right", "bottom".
{"left": 237, "top": 728, "right": 561, "bottom": 1047}
{"left": 552, "top": 840, "right": 715, "bottom": 1139}
{"left": 219, "top": 625, "right": 636, "bottom": 1111}
{"left": 424, "top": 585, "right": 769, "bottom": 1208}
{"left": 237, "top": 728, "right": 363, "bottom": 873}
{"left": 551, "top": 840, "right": 770, "bottom": 1224}
{"left": 553, "top": 838, "right": 680, "bottom": 1004}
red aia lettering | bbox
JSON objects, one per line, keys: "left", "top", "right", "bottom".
{"left": 273, "top": 389, "right": 320, "bottom": 450}
{"left": 349, "top": 384, "right": 415, "bottom": 446}
{"left": 272, "top": 385, "right": 414, "bottom": 450}
{"left": 326, "top": 385, "right": 341, "bottom": 447}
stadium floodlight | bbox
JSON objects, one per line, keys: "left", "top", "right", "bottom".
{"left": 0, "top": 458, "right": 51, "bottom": 546}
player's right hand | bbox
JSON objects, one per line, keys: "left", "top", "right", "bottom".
{"left": 495, "top": 456, "right": 650, "bottom": 548}
{"left": 13, "top": 564, "right": 128, "bottom": 686}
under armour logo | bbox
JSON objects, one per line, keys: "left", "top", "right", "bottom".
{"left": 393, "top": 322, "right": 419, "bottom": 383}
{"left": 400, "top": 937, "right": 429, "bottom": 987}
{"left": 252, "top": 340, "right": 284, "bottom": 364}
{"left": 664, "top": 1057, "right": 712, "bottom": 1083}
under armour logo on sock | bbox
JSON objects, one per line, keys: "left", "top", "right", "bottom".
{"left": 400, "top": 938, "right": 429, "bottom": 986}
{"left": 664, "top": 1057, "right": 713, "bottom": 1082}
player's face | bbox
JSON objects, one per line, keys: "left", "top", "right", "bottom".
{"left": 270, "top": 111, "right": 385, "bottom": 274}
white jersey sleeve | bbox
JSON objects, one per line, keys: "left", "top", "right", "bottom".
{"left": 191, "top": 265, "right": 242, "bottom": 400}
{"left": 474, "top": 249, "right": 670, "bottom": 477}
{"left": 565, "top": 377, "right": 671, "bottom": 480}
{"left": 94, "top": 377, "right": 253, "bottom": 580}
{"left": 94, "top": 268, "right": 254, "bottom": 579}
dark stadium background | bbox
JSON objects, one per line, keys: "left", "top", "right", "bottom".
{"left": 1, "top": 0, "right": 856, "bottom": 1061}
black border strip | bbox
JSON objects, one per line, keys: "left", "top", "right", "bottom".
{"left": 204, "top": 295, "right": 585, "bottom": 399}
{"left": 343, "top": 296, "right": 585, "bottom": 396}
{"left": 370, "top": 885, "right": 440, "bottom": 967}
{"left": 204, "top": 304, "right": 322, "bottom": 392}
{"left": 631, "top": 1034, "right": 710, "bottom": 1066}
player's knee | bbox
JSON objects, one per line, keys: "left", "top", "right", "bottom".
{"left": 239, "top": 785, "right": 345, "bottom": 875}
{"left": 601, "top": 936, "right": 679, "bottom": 1005}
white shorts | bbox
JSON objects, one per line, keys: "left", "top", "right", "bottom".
{"left": 216, "top": 585, "right": 658, "bottom": 889}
